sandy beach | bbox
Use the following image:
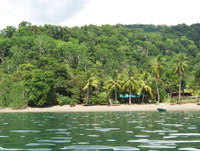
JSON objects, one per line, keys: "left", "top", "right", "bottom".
{"left": 0, "top": 103, "right": 200, "bottom": 112}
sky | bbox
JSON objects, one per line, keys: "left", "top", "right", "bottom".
{"left": 0, "top": 0, "right": 200, "bottom": 29}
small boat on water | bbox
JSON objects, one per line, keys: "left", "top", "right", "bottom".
{"left": 157, "top": 104, "right": 167, "bottom": 112}
{"left": 157, "top": 108, "right": 167, "bottom": 112}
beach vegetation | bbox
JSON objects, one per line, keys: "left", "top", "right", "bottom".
{"left": 0, "top": 22, "right": 200, "bottom": 107}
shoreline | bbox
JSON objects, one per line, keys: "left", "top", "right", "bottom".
{"left": 0, "top": 103, "right": 200, "bottom": 113}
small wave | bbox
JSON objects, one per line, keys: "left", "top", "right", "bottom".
{"left": 88, "top": 135, "right": 99, "bottom": 137}
{"left": 128, "top": 121, "right": 137, "bottom": 123}
{"left": 25, "top": 143, "right": 55, "bottom": 146}
{"left": 37, "top": 140, "right": 71, "bottom": 143}
{"left": 107, "top": 139, "right": 116, "bottom": 142}
{"left": 135, "top": 135, "right": 149, "bottom": 138}
{"left": 60, "top": 145, "right": 139, "bottom": 150}
{"left": 46, "top": 129, "right": 67, "bottom": 132}
{"left": 170, "top": 133, "right": 200, "bottom": 136}
{"left": 0, "top": 136, "right": 9, "bottom": 138}
{"left": 128, "top": 139, "right": 200, "bottom": 144}
{"left": 161, "top": 124, "right": 184, "bottom": 127}
{"left": 178, "top": 148, "right": 200, "bottom": 151}
{"left": 0, "top": 147, "right": 52, "bottom": 151}
{"left": 142, "top": 130, "right": 178, "bottom": 133}
{"left": 50, "top": 137, "right": 72, "bottom": 140}
{"left": 126, "top": 131, "right": 133, "bottom": 133}
{"left": 10, "top": 130, "right": 40, "bottom": 133}
{"left": 138, "top": 145, "right": 176, "bottom": 149}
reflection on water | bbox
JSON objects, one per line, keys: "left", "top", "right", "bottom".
{"left": 0, "top": 112, "right": 200, "bottom": 150}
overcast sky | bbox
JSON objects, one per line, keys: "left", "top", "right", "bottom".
{"left": 0, "top": 0, "right": 200, "bottom": 29}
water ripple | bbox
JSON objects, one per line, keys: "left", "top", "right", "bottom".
{"left": 88, "top": 135, "right": 99, "bottom": 137}
{"left": 37, "top": 140, "right": 71, "bottom": 143}
{"left": 138, "top": 145, "right": 176, "bottom": 149}
{"left": 128, "top": 139, "right": 200, "bottom": 144}
{"left": 170, "top": 133, "right": 200, "bottom": 136}
{"left": 135, "top": 135, "right": 149, "bottom": 138}
{"left": 60, "top": 145, "right": 140, "bottom": 150}
{"left": 10, "top": 130, "right": 40, "bottom": 133}
{"left": 0, "top": 136, "right": 9, "bottom": 138}
{"left": 142, "top": 130, "right": 178, "bottom": 133}
{"left": 86, "top": 128, "right": 120, "bottom": 132}
{"left": 0, "top": 147, "right": 52, "bottom": 151}
{"left": 25, "top": 143, "right": 55, "bottom": 146}
{"left": 46, "top": 129, "right": 67, "bottom": 132}
{"left": 161, "top": 124, "right": 184, "bottom": 127}
{"left": 107, "top": 139, "right": 116, "bottom": 142}
{"left": 50, "top": 137, "right": 72, "bottom": 140}
{"left": 178, "top": 148, "right": 200, "bottom": 151}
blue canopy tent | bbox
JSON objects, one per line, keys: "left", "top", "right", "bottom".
{"left": 120, "top": 93, "right": 142, "bottom": 98}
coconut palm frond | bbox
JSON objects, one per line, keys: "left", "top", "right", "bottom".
{"left": 91, "top": 79, "right": 100, "bottom": 89}
{"left": 82, "top": 82, "right": 90, "bottom": 91}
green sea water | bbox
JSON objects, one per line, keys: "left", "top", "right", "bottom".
{"left": 0, "top": 112, "right": 200, "bottom": 151}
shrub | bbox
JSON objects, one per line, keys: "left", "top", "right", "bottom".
{"left": 24, "top": 69, "right": 56, "bottom": 106}
{"left": 90, "top": 92, "right": 109, "bottom": 105}
{"left": 0, "top": 79, "right": 26, "bottom": 107}
{"left": 57, "top": 94, "right": 77, "bottom": 106}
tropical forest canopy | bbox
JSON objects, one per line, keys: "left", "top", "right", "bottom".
{"left": 0, "top": 21, "right": 200, "bottom": 107}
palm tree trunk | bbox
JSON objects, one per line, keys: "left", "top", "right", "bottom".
{"left": 179, "top": 73, "right": 182, "bottom": 102}
{"left": 142, "top": 90, "right": 145, "bottom": 104}
{"left": 86, "top": 88, "right": 90, "bottom": 105}
{"left": 155, "top": 77, "right": 160, "bottom": 104}
{"left": 115, "top": 89, "right": 117, "bottom": 102}
{"left": 129, "top": 88, "right": 132, "bottom": 105}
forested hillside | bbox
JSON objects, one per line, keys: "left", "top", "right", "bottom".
{"left": 0, "top": 21, "right": 200, "bottom": 107}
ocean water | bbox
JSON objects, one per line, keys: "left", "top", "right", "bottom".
{"left": 0, "top": 111, "right": 200, "bottom": 150}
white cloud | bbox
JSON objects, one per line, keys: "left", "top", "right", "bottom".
{"left": 62, "top": 0, "right": 200, "bottom": 27}
{"left": 0, "top": 0, "right": 89, "bottom": 29}
{"left": 0, "top": 0, "right": 200, "bottom": 29}
{"left": 0, "top": 1, "right": 22, "bottom": 29}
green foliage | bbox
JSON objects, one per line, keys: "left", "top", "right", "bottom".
{"left": 24, "top": 69, "right": 56, "bottom": 106}
{"left": 53, "top": 64, "right": 73, "bottom": 96}
{"left": 19, "top": 64, "right": 37, "bottom": 71}
{"left": 1, "top": 26, "right": 16, "bottom": 38}
{"left": 90, "top": 92, "right": 109, "bottom": 105}
{"left": 82, "top": 74, "right": 100, "bottom": 105}
{"left": 0, "top": 38, "right": 11, "bottom": 63}
{"left": 0, "top": 22, "right": 200, "bottom": 107}
{"left": 0, "top": 75, "right": 26, "bottom": 107}
{"left": 105, "top": 74, "right": 122, "bottom": 101}
{"left": 139, "top": 71, "right": 154, "bottom": 102}
{"left": 57, "top": 94, "right": 77, "bottom": 105}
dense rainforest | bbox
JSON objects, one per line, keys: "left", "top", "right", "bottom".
{"left": 0, "top": 21, "right": 200, "bottom": 107}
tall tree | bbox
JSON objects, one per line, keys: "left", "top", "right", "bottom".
{"left": 122, "top": 67, "right": 138, "bottom": 104}
{"left": 150, "top": 55, "right": 164, "bottom": 103}
{"left": 139, "top": 72, "right": 154, "bottom": 103}
{"left": 174, "top": 53, "right": 188, "bottom": 101}
{"left": 105, "top": 74, "right": 122, "bottom": 102}
{"left": 82, "top": 75, "right": 99, "bottom": 105}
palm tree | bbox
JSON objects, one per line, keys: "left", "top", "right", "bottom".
{"left": 82, "top": 75, "right": 99, "bottom": 105}
{"left": 105, "top": 76, "right": 122, "bottom": 102}
{"left": 174, "top": 53, "right": 188, "bottom": 101}
{"left": 150, "top": 55, "right": 164, "bottom": 103}
{"left": 122, "top": 67, "right": 138, "bottom": 105}
{"left": 139, "top": 72, "right": 154, "bottom": 103}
